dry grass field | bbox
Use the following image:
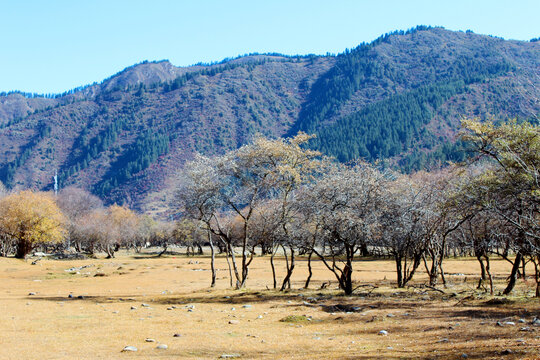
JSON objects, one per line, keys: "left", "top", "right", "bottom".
{"left": 0, "top": 250, "right": 538, "bottom": 359}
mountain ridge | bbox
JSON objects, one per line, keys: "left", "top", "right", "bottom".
{"left": 0, "top": 26, "right": 538, "bottom": 216}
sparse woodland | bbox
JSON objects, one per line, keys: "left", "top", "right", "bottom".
{"left": 0, "top": 119, "right": 538, "bottom": 298}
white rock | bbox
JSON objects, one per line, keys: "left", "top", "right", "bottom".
{"left": 156, "top": 344, "right": 168, "bottom": 350}
{"left": 378, "top": 330, "right": 388, "bottom": 336}
{"left": 122, "top": 346, "right": 137, "bottom": 352}
{"left": 145, "top": 338, "right": 156, "bottom": 342}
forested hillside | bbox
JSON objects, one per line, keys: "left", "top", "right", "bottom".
{"left": 0, "top": 26, "right": 538, "bottom": 213}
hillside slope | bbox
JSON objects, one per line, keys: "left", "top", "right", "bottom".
{"left": 0, "top": 27, "right": 538, "bottom": 214}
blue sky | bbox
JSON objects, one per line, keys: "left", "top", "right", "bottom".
{"left": 1, "top": 0, "right": 539, "bottom": 94}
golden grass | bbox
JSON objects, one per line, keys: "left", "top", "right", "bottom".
{"left": 0, "top": 251, "right": 538, "bottom": 359}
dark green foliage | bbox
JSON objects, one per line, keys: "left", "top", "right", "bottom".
{"left": 95, "top": 130, "right": 170, "bottom": 197}
{"left": 310, "top": 81, "right": 466, "bottom": 163}
{"left": 398, "top": 140, "right": 473, "bottom": 173}
{"left": 59, "top": 116, "right": 130, "bottom": 187}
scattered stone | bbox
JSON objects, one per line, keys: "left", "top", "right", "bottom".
{"left": 256, "top": 315, "right": 263, "bottom": 319}
{"left": 242, "top": 305, "right": 252, "bottom": 309}
{"left": 112, "top": 311, "right": 119, "bottom": 314}
{"left": 141, "top": 303, "right": 150, "bottom": 307}
{"left": 503, "top": 321, "right": 515, "bottom": 326}
{"left": 519, "top": 327, "right": 531, "bottom": 332}
{"left": 229, "top": 320, "right": 239, "bottom": 325}
{"left": 231, "top": 307, "right": 236, "bottom": 311}
{"left": 122, "top": 346, "right": 137, "bottom": 352}
{"left": 501, "top": 349, "right": 513, "bottom": 355}
{"left": 461, "top": 354, "right": 468, "bottom": 359}
{"left": 167, "top": 307, "right": 173, "bottom": 310}
{"left": 220, "top": 354, "right": 241, "bottom": 359}
{"left": 28, "top": 292, "right": 36, "bottom": 296}
{"left": 312, "top": 336, "right": 321, "bottom": 340}
{"left": 387, "top": 346, "right": 393, "bottom": 350}
{"left": 145, "top": 338, "right": 156, "bottom": 342}
{"left": 532, "top": 318, "right": 540, "bottom": 326}
{"left": 518, "top": 318, "right": 526, "bottom": 323}
{"left": 224, "top": 296, "right": 231, "bottom": 299}
{"left": 130, "top": 306, "right": 137, "bottom": 310}
{"left": 496, "top": 321, "right": 504, "bottom": 327}
{"left": 77, "top": 295, "right": 84, "bottom": 299}
{"left": 173, "top": 333, "right": 182, "bottom": 337}
{"left": 187, "top": 309, "right": 194, "bottom": 312}
{"left": 386, "top": 313, "right": 395, "bottom": 318}
{"left": 68, "top": 294, "right": 73, "bottom": 298}
{"left": 378, "top": 330, "right": 388, "bottom": 336}
{"left": 156, "top": 344, "right": 168, "bottom": 350}
{"left": 516, "top": 339, "right": 525, "bottom": 343}
{"left": 437, "top": 338, "right": 449, "bottom": 343}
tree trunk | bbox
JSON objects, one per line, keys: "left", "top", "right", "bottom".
{"left": 15, "top": 239, "right": 33, "bottom": 259}
{"left": 270, "top": 247, "right": 277, "bottom": 289}
{"left": 503, "top": 251, "right": 522, "bottom": 295}
{"left": 280, "top": 246, "right": 295, "bottom": 291}
{"left": 208, "top": 231, "right": 216, "bottom": 288}
{"left": 304, "top": 250, "right": 313, "bottom": 289}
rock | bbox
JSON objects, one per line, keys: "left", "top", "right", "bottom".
{"left": 519, "top": 327, "right": 531, "bottom": 332}
{"left": 386, "top": 313, "right": 395, "bottom": 318}
{"left": 68, "top": 294, "right": 73, "bottom": 298}
{"left": 187, "top": 309, "right": 194, "bottom": 312}
{"left": 229, "top": 320, "right": 239, "bottom": 325}
{"left": 173, "top": 333, "right": 182, "bottom": 337}
{"left": 122, "top": 346, "right": 137, "bottom": 352}
{"left": 518, "top": 318, "right": 526, "bottom": 323}
{"left": 231, "top": 307, "right": 236, "bottom": 311}
{"left": 312, "top": 336, "right": 321, "bottom": 340}
{"left": 220, "top": 354, "right": 241, "bottom": 358}
{"left": 378, "top": 330, "right": 388, "bottom": 336}
{"left": 496, "top": 321, "right": 504, "bottom": 327}
{"left": 145, "top": 338, "right": 156, "bottom": 342}
{"left": 437, "top": 338, "right": 449, "bottom": 343}
{"left": 28, "top": 292, "right": 36, "bottom": 296}
{"left": 386, "top": 346, "right": 393, "bottom": 350}
{"left": 501, "top": 349, "right": 513, "bottom": 355}
{"left": 130, "top": 306, "right": 137, "bottom": 310}
{"left": 256, "top": 315, "right": 263, "bottom": 319}
{"left": 461, "top": 354, "right": 468, "bottom": 359}
{"left": 503, "top": 321, "right": 515, "bottom": 326}
{"left": 156, "top": 344, "right": 168, "bottom": 350}
{"left": 242, "top": 305, "right": 252, "bottom": 309}
{"left": 141, "top": 303, "right": 150, "bottom": 307}
{"left": 532, "top": 318, "right": 540, "bottom": 326}
{"left": 77, "top": 295, "right": 84, "bottom": 299}
{"left": 167, "top": 307, "right": 173, "bottom": 310}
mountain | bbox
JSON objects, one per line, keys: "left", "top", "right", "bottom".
{"left": 0, "top": 26, "right": 538, "bottom": 215}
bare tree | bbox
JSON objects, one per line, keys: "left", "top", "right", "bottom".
{"left": 56, "top": 187, "right": 103, "bottom": 252}
{"left": 298, "top": 162, "right": 387, "bottom": 294}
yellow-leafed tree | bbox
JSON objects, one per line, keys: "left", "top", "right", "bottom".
{"left": 0, "top": 191, "right": 66, "bottom": 258}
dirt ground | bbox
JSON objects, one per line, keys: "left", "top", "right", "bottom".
{"left": 0, "top": 250, "right": 538, "bottom": 359}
